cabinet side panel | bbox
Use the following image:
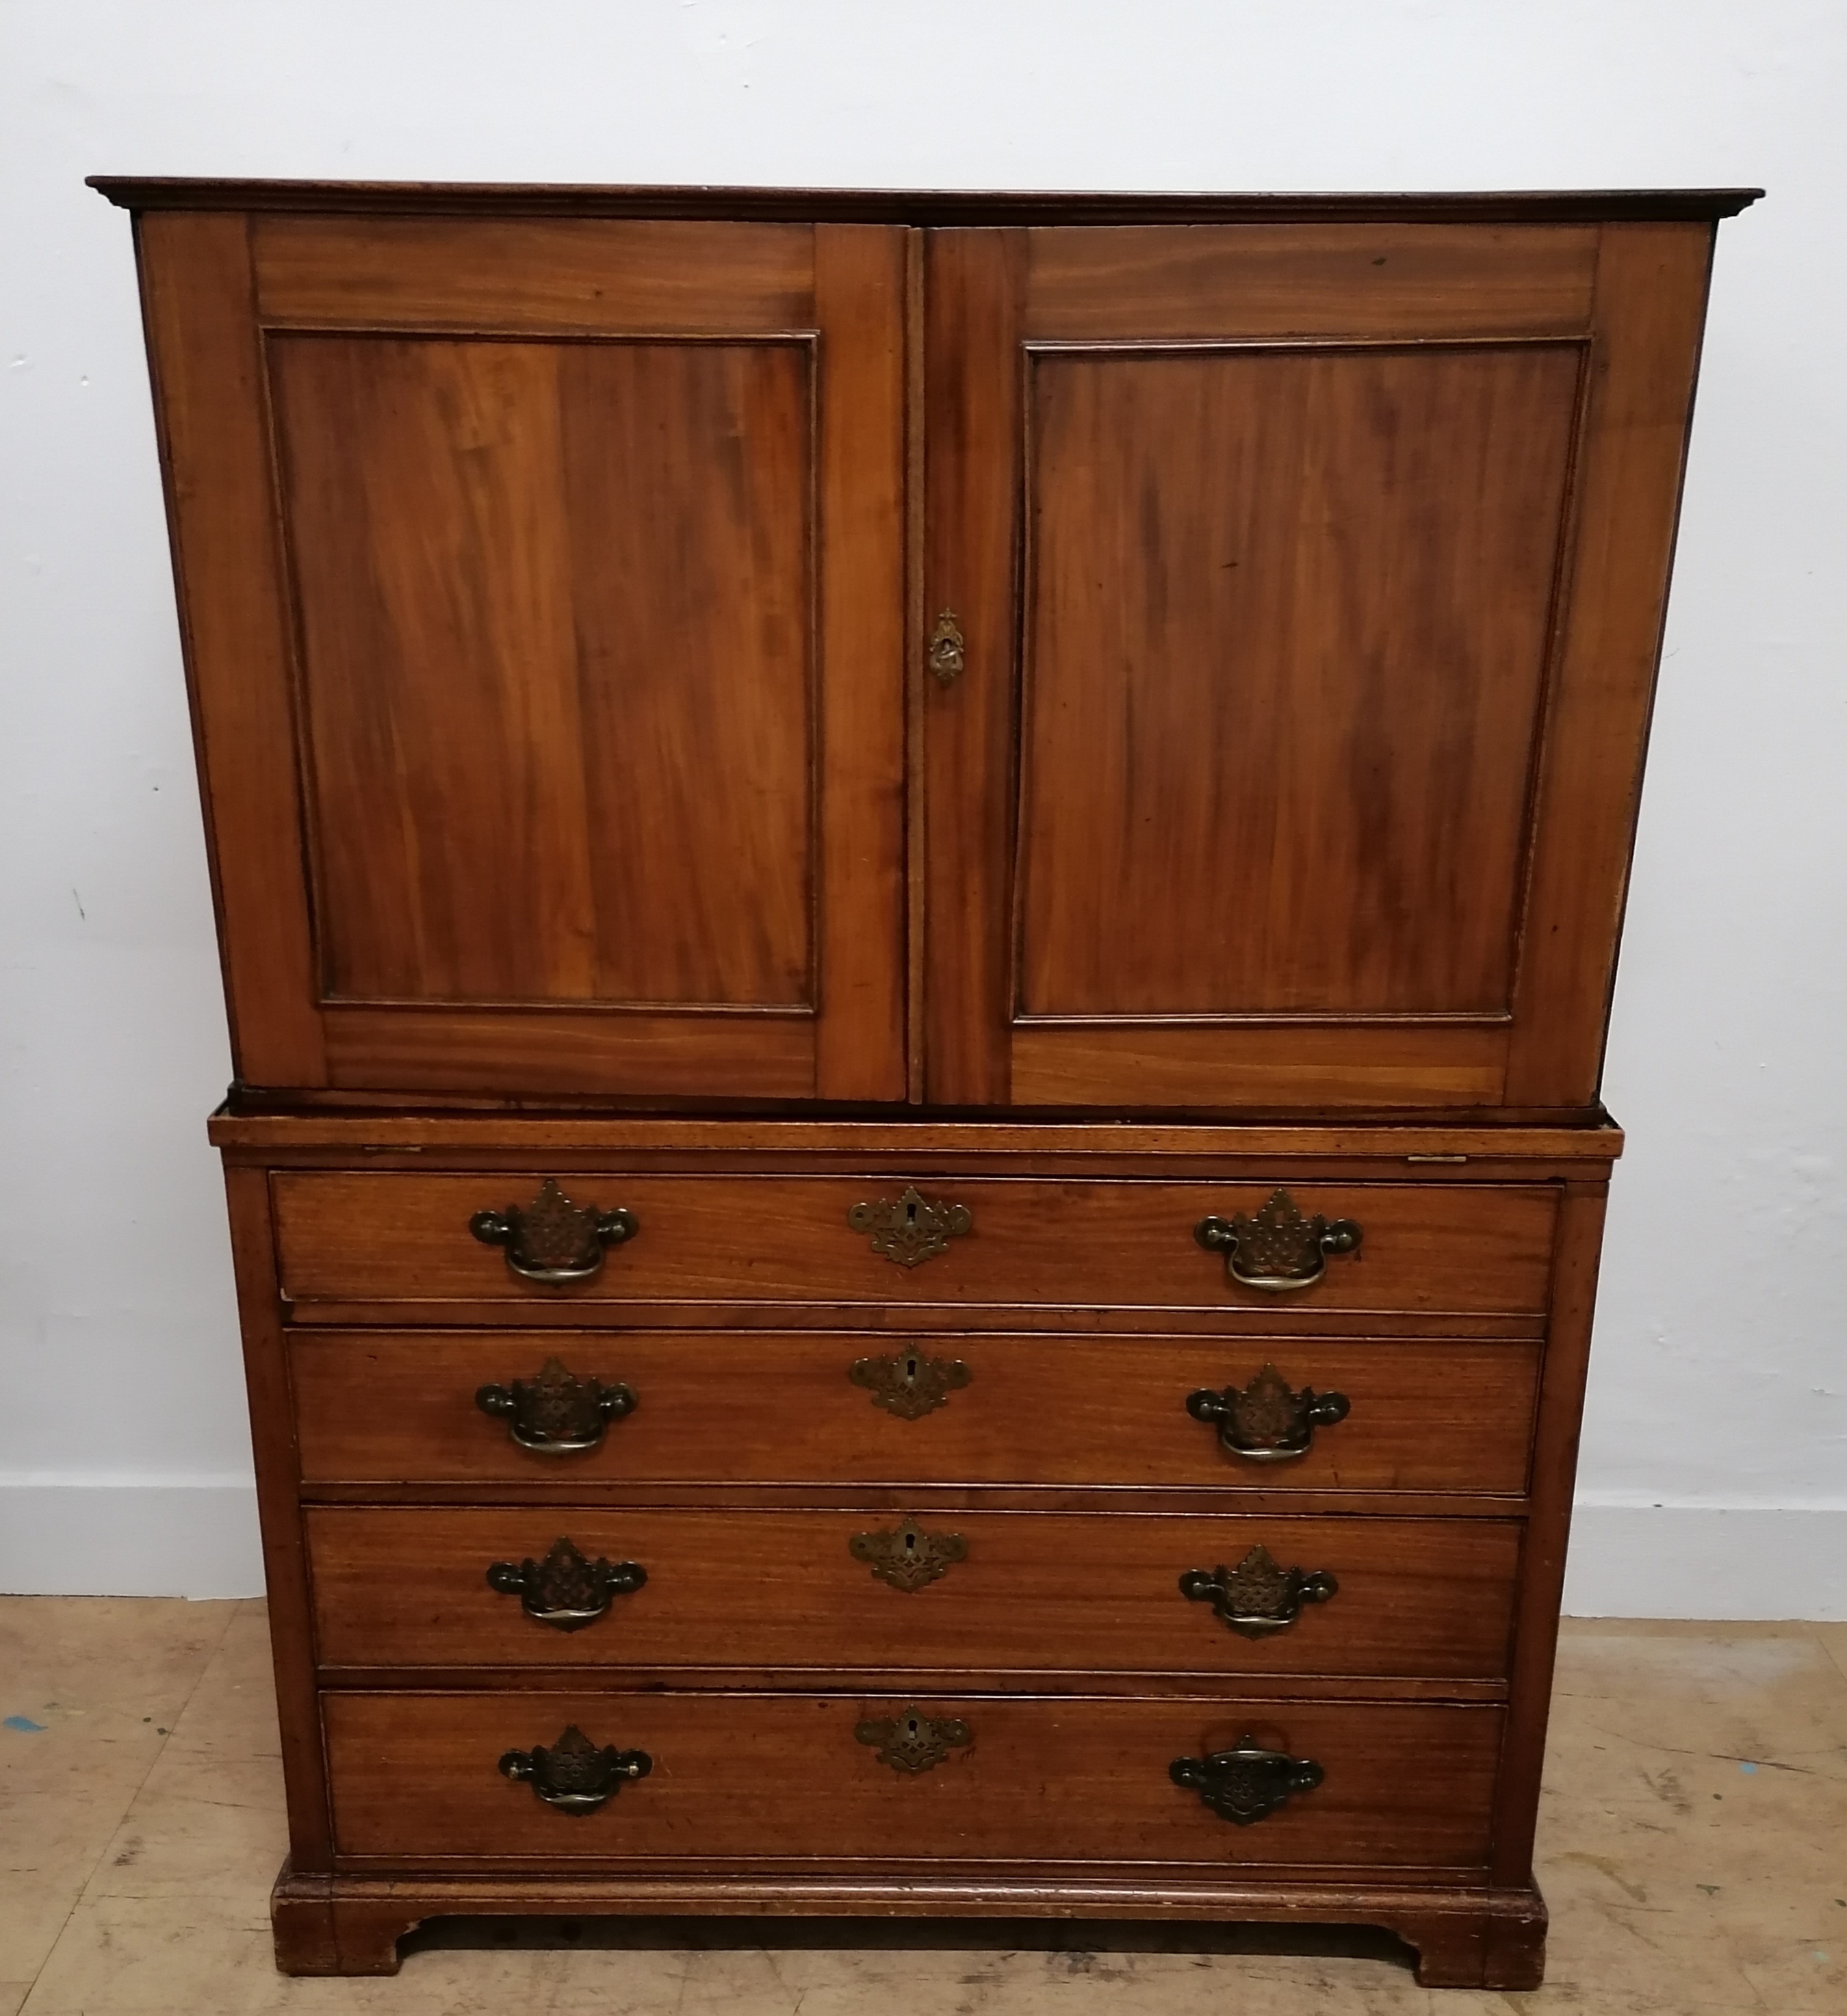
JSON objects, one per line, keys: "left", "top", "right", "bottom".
{"left": 1491, "top": 1181, "right": 1607, "bottom": 1884}
{"left": 222, "top": 1166, "right": 332, "bottom": 1870}
{"left": 135, "top": 214, "right": 326, "bottom": 1083}
{"left": 1503, "top": 224, "right": 1716, "bottom": 1104}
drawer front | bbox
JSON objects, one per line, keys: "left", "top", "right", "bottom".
{"left": 307, "top": 1508, "right": 1521, "bottom": 1680}
{"left": 324, "top": 1690, "right": 1501, "bottom": 1869}
{"left": 272, "top": 1172, "right": 1556, "bottom": 1317}
{"left": 292, "top": 1330, "right": 1540, "bottom": 1495}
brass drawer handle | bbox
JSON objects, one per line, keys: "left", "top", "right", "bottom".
{"left": 848, "top": 1186, "right": 972, "bottom": 1268}
{"left": 486, "top": 1536, "right": 647, "bottom": 1632}
{"left": 855, "top": 1705, "right": 972, "bottom": 1774}
{"left": 849, "top": 1349, "right": 971, "bottom": 1419}
{"left": 499, "top": 1724, "right": 651, "bottom": 1814}
{"left": 1171, "top": 1735, "right": 1323, "bottom": 1825}
{"left": 849, "top": 1517, "right": 968, "bottom": 1591}
{"left": 1179, "top": 1545, "right": 1339, "bottom": 1638}
{"left": 1196, "top": 1187, "right": 1360, "bottom": 1292}
{"left": 1186, "top": 1362, "right": 1350, "bottom": 1464}
{"left": 470, "top": 1177, "right": 638, "bottom": 1285}
{"left": 475, "top": 1356, "right": 636, "bottom": 1456}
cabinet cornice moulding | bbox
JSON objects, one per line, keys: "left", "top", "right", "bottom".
{"left": 86, "top": 177, "right": 1765, "bottom": 225}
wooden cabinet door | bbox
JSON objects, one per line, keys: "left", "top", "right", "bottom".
{"left": 922, "top": 222, "right": 1714, "bottom": 1111}
{"left": 140, "top": 216, "right": 906, "bottom": 1100}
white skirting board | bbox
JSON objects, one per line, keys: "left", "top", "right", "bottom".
{"left": 1560, "top": 1501, "right": 1847, "bottom": 1620}
{"left": 0, "top": 1479, "right": 266, "bottom": 1600}
{"left": 1, "top": 1481, "right": 1844, "bottom": 1617}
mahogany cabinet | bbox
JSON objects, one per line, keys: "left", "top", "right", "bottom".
{"left": 96, "top": 176, "right": 1757, "bottom": 1987}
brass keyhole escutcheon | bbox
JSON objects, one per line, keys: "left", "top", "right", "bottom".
{"left": 847, "top": 1188, "right": 972, "bottom": 1268}
{"left": 855, "top": 1705, "right": 972, "bottom": 1774}
{"left": 927, "top": 610, "right": 966, "bottom": 686}
{"left": 849, "top": 1348, "right": 970, "bottom": 1418}
{"left": 849, "top": 1517, "right": 967, "bottom": 1591}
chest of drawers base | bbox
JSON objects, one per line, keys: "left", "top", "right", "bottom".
{"left": 271, "top": 1868, "right": 1549, "bottom": 1989}
{"left": 217, "top": 1113, "right": 1617, "bottom": 1989}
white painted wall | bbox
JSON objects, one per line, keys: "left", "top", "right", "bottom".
{"left": 1, "top": 1, "right": 1841, "bottom": 1614}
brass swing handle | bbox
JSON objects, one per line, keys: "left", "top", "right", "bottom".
{"left": 499, "top": 1725, "right": 651, "bottom": 1814}
{"left": 475, "top": 1359, "right": 636, "bottom": 1455}
{"left": 469, "top": 1177, "right": 638, "bottom": 1285}
{"left": 1185, "top": 1366, "right": 1350, "bottom": 1464}
{"left": 1195, "top": 1187, "right": 1361, "bottom": 1293}
{"left": 1170, "top": 1737, "right": 1323, "bottom": 1826}
{"left": 486, "top": 1538, "right": 647, "bottom": 1631}
{"left": 1178, "top": 1547, "right": 1339, "bottom": 1637}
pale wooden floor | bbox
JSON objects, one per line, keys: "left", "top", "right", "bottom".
{"left": 1, "top": 1599, "right": 1843, "bottom": 2013}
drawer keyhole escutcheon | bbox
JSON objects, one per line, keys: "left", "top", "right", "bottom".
{"left": 849, "top": 1349, "right": 972, "bottom": 1418}
{"left": 855, "top": 1706, "right": 972, "bottom": 1774}
{"left": 499, "top": 1725, "right": 651, "bottom": 1814}
{"left": 475, "top": 1357, "right": 636, "bottom": 1455}
{"left": 849, "top": 1518, "right": 968, "bottom": 1591}
{"left": 847, "top": 1187, "right": 972, "bottom": 1267}
{"left": 1179, "top": 1545, "right": 1339, "bottom": 1638}
{"left": 1196, "top": 1188, "right": 1361, "bottom": 1293}
{"left": 1186, "top": 1364, "right": 1351, "bottom": 1464}
{"left": 1170, "top": 1736, "right": 1324, "bottom": 1825}
{"left": 486, "top": 1536, "right": 647, "bottom": 1631}
{"left": 470, "top": 1177, "right": 638, "bottom": 1286}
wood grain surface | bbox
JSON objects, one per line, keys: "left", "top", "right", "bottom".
{"left": 306, "top": 1506, "right": 1521, "bottom": 1680}
{"left": 272, "top": 331, "right": 816, "bottom": 1010}
{"left": 289, "top": 1328, "right": 1542, "bottom": 1495}
{"left": 1018, "top": 341, "right": 1580, "bottom": 1018}
{"left": 323, "top": 1690, "right": 1503, "bottom": 1869}
{"left": 270, "top": 1172, "right": 1557, "bottom": 1315}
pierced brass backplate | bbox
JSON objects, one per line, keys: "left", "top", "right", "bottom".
{"left": 849, "top": 1349, "right": 972, "bottom": 1419}
{"left": 847, "top": 1187, "right": 972, "bottom": 1268}
{"left": 475, "top": 1357, "right": 636, "bottom": 1455}
{"left": 470, "top": 1178, "right": 638, "bottom": 1286}
{"left": 849, "top": 1517, "right": 968, "bottom": 1591}
{"left": 498, "top": 1724, "right": 652, "bottom": 1814}
{"left": 1170, "top": 1735, "right": 1323, "bottom": 1825}
{"left": 1195, "top": 1187, "right": 1361, "bottom": 1293}
{"left": 855, "top": 1705, "right": 972, "bottom": 1774}
{"left": 1178, "top": 1545, "right": 1339, "bottom": 1638}
{"left": 485, "top": 1536, "right": 647, "bottom": 1632}
{"left": 1185, "top": 1362, "right": 1351, "bottom": 1463}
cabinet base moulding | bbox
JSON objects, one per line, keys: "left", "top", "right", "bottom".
{"left": 269, "top": 1863, "right": 1548, "bottom": 1989}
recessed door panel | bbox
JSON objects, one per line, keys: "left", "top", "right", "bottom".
{"left": 272, "top": 333, "right": 814, "bottom": 1010}
{"left": 1018, "top": 341, "right": 1580, "bottom": 1020}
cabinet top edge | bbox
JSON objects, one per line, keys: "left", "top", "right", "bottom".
{"left": 86, "top": 177, "right": 1764, "bottom": 225}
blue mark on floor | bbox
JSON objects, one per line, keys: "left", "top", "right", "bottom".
{"left": 3, "top": 1714, "right": 47, "bottom": 1732}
